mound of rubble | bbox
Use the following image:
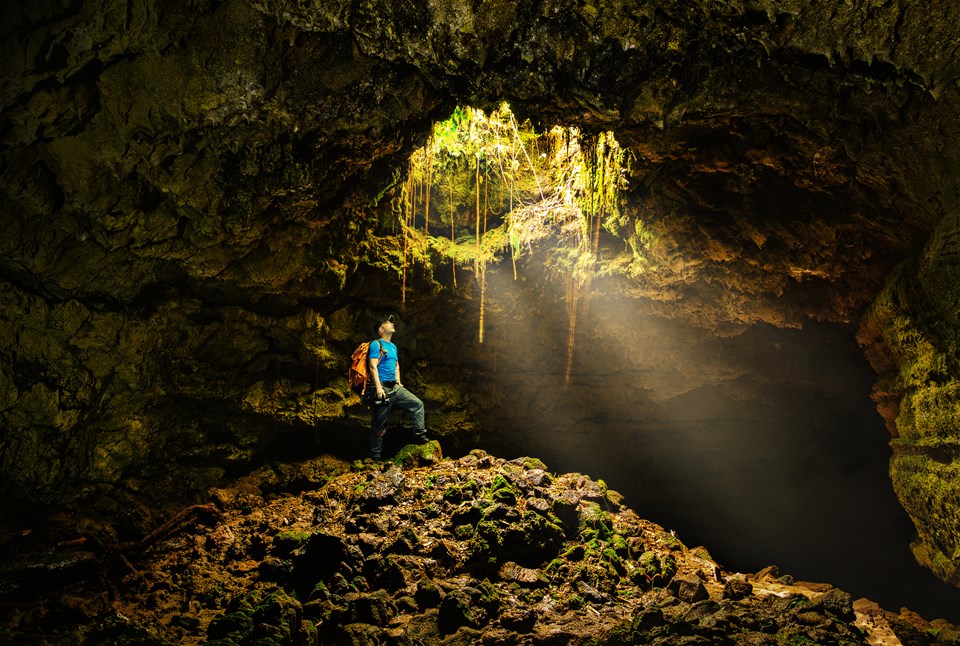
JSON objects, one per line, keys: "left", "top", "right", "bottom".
{"left": 3, "top": 446, "right": 958, "bottom": 644}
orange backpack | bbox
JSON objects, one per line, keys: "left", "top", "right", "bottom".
{"left": 348, "top": 340, "right": 386, "bottom": 397}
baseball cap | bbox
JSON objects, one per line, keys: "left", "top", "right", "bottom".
{"left": 374, "top": 313, "right": 395, "bottom": 331}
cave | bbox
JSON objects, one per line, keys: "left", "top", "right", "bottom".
{"left": 3, "top": 0, "right": 960, "bottom": 643}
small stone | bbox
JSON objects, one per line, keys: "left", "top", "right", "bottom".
{"left": 360, "top": 467, "right": 405, "bottom": 505}
{"left": 550, "top": 491, "right": 580, "bottom": 530}
{"left": 669, "top": 575, "right": 709, "bottom": 603}
{"left": 525, "top": 496, "right": 551, "bottom": 515}
{"left": 754, "top": 565, "right": 780, "bottom": 581}
{"left": 258, "top": 556, "right": 292, "bottom": 581}
{"left": 524, "top": 469, "right": 550, "bottom": 487}
{"left": 499, "top": 561, "right": 542, "bottom": 585}
{"left": 816, "top": 588, "right": 854, "bottom": 621}
{"left": 796, "top": 610, "right": 826, "bottom": 625}
{"left": 414, "top": 577, "right": 443, "bottom": 608}
{"left": 438, "top": 588, "right": 485, "bottom": 633}
{"left": 682, "top": 599, "right": 719, "bottom": 622}
{"left": 500, "top": 607, "right": 537, "bottom": 631}
{"left": 722, "top": 578, "right": 752, "bottom": 600}
{"left": 346, "top": 589, "right": 395, "bottom": 627}
{"left": 576, "top": 580, "right": 607, "bottom": 603}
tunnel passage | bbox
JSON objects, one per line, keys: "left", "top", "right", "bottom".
{"left": 2, "top": 0, "right": 960, "bottom": 608}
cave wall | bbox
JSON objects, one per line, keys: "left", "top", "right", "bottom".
{"left": 858, "top": 209, "right": 960, "bottom": 586}
{"left": 2, "top": 0, "right": 960, "bottom": 583}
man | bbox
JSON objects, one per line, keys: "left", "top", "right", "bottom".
{"left": 367, "top": 313, "right": 428, "bottom": 460}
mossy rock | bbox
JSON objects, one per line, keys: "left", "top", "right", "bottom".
{"left": 490, "top": 474, "right": 512, "bottom": 492}
{"left": 273, "top": 530, "right": 313, "bottom": 555}
{"left": 492, "top": 486, "right": 518, "bottom": 506}
{"left": 443, "top": 479, "right": 479, "bottom": 503}
{"left": 208, "top": 604, "right": 255, "bottom": 640}
{"left": 521, "top": 457, "right": 548, "bottom": 471}
{"left": 336, "top": 622, "right": 384, "bottom": 644}
{"left": 345, "top": 589, "right": 396, "bottom": 627}
{"left": 579, "top": 501, "right": 614, "bottom": 539}
{"left": 391, "top": 439, "right": 443, "bottom": 468}
{"left": 630, "top": 551, "right": 676, "bottom": 589}
{"left": 494, "top": 511, "right": 565, "bottom": 568}
{"left": 438, "top": 587, "right": 491, "bottom": 634}
{"left": 611, "top": 533, "right": 629, "bottom": 557}
{"left": 415, "top": 576, "right": 444, "bottom": 609}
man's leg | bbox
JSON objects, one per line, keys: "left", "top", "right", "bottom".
{"left": 369, "top": 400, "right": 392, "bottom": 459}
{"left": 392, "top": 386, "right": 427, "bottom": 441}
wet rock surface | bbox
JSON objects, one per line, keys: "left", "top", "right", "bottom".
{"left": 2, "top": 448, "right": 957, "bottom": 644}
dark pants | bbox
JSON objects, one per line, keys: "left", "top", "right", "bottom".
{"left": 369, "top": 384, "right": 426, "bottom": 459}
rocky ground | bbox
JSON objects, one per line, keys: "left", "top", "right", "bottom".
{"left": 1, "top": 444, "right": 958, "bottom": 645}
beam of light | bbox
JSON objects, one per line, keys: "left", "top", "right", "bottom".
{"left": 475, "top": 268, "right": 960, "bottom": 621}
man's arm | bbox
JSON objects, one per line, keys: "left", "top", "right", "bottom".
{"left": 396, "top": 361, "right": 401, "bottom": 388}
{"left": 369, "top": 344, "right": 384, "bottom": 398}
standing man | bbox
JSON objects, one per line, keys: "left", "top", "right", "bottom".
{"left": 368, "top": 313, "right": 428, "bottom": 460}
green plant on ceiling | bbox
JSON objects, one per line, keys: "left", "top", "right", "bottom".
{"left": 400, "top": 104, "right": 541, "bottom": 338}
{"left": 397, "top": 104, "right": 627, "bottom": 386}
{"left": 511, "top": 127, "right": 627, "bottom": 387}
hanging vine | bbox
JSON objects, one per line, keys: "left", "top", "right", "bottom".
{"left": 390, "top": 103, "right": 627, "bottom": 376}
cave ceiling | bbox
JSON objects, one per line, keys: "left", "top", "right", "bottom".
{"left": 2, "top": 0, "right": 958, "bottom": 322}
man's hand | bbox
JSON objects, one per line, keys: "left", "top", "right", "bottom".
{"left": 376, "top": 387, "right": 386, "bottom": 400}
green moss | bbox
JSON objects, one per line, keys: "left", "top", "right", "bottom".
{"left": 309, "top": 582, "right": 330, "bottom": 602}
{"left": 522, "top": 457, "right": 548, "bottom": 470}
{"left": 476, "top": 578, "right": 500, "bottom": 608}
{"left": 895, "top": 450, "right": 960, "bottom": 584}
{"left": 601, "top": 547, "right": 621, "bottom": 565}
{"left": 661, "top": 533, "right": 684, "bottom": 551}
{"left": 490, "top": 474, "right": 512, "bottom": 492}
{"left": 899, "top": 382, "right": 960, "bottom": 440}
{"left": 442, "top": 485, "right": 464, "bottom": 503}
{"left": 605, "top": 488, "right": 625, "bottom": 507}
{"left": 273, "top": 530, "right": 312, "bottom": 554}
{"left": 492, "top": 487, "right": 517, "bottom": 505}
{"left": 210, "top": 588, "right": 292, "bottom": 642}
{"left": 611, "top": 533, "right": 628, "bottom": 556}
{"left": 468, "top": 519, "right": 503, "bottom": 562}
{"left": 579, "top": 501, "right": 614, "bottom": 539}
{"left": 391, "top": 439, "right": 443, "bottom": 468}
{"left": 545, "top": 558, "right": 566, "bottom": 576}
{"left": 775, "top": 625, "right": 816, "bottom": 644}
{"left": 565, "top": 594, "right": 585, "bottom": 610}
{"left": 630, "top": 550, "right": 676, "bottom": 589}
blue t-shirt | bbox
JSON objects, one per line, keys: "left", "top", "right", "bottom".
{"left": 368, "top": 339, "right": 398, "bottom": 383}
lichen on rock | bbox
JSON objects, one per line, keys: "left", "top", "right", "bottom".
{"left": 858, "top": 209, "right": 960, "bottom": 587}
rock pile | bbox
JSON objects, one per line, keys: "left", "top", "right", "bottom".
{"left": 2, "top": 446, "right": 958, "bottom": 644}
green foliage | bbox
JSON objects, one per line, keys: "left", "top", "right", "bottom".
{"left": 372, "top": 103, "right": 632, "bottom": 309}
